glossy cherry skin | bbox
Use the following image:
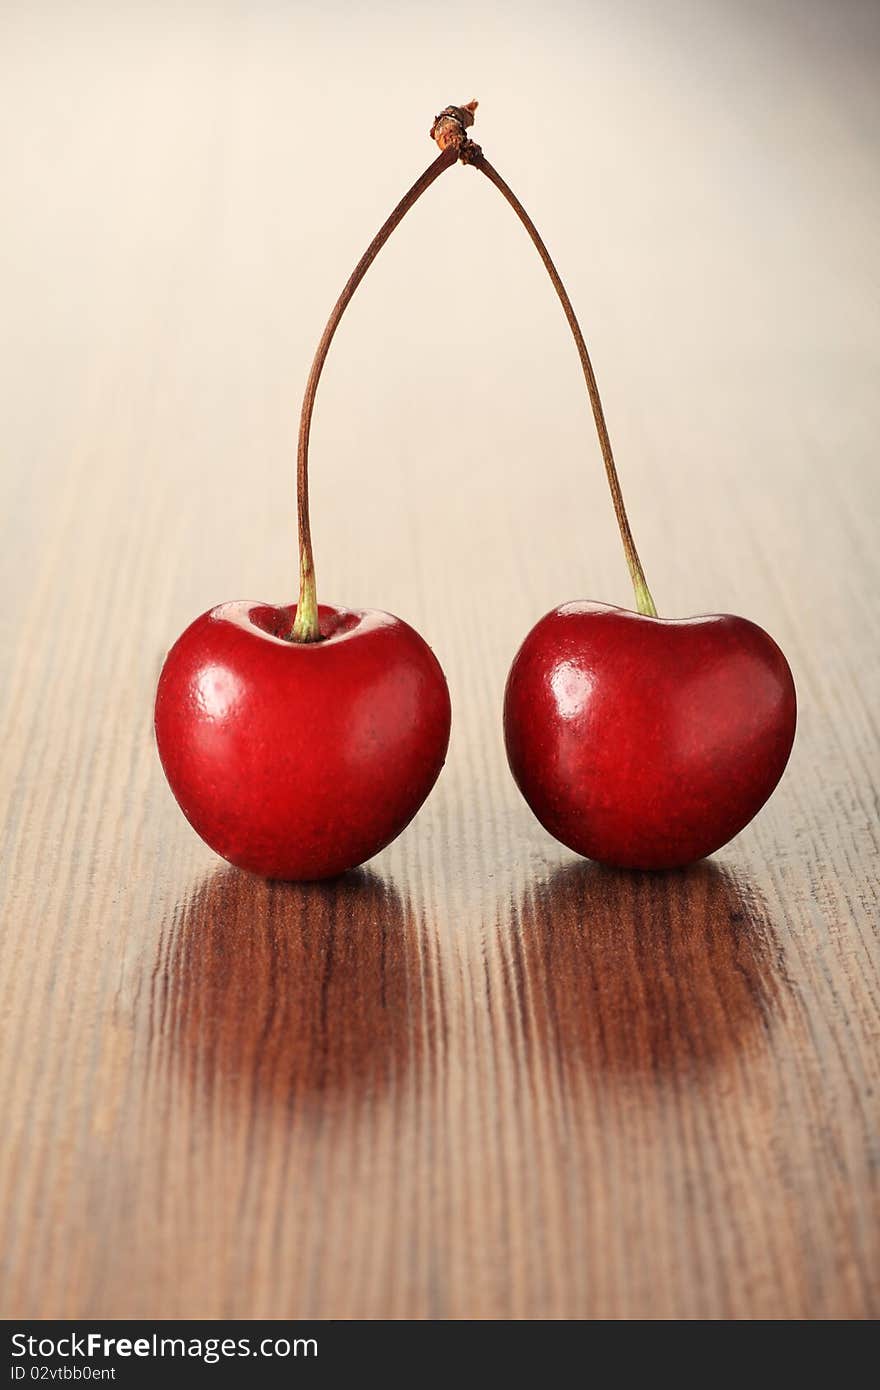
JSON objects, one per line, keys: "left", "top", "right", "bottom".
{"left": 504, "top": 602, "right": 796, "bottom": 869}
{"left": 155, "top": 601, "right": 451, "bottom": 880}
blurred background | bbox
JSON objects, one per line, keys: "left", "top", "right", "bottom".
{"left": 3, "top": 0, "right": 878, "bottom": 638}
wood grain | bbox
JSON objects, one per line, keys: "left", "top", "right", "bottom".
{"left": 1, "top": 1, "right": 879, "bottom": 1319}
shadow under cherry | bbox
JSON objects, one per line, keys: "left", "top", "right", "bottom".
{"left": 154, "top": 865, "right": 425, "bottom": 1110}
{"left": 505, "top": 859, "right": 788, "bottom": 1079}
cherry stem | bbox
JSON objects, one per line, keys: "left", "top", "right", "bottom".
{"left": 290, "top": 142, "right": 460, "bottom": 641}
{"left": 467, "top": 149, "right": 658, "bottom": 618}
{"left": 291, "top": 102, "right": 655, "bottom": 636}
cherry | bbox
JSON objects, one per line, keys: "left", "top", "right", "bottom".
{"left": 505, "top": 604, "right": 796, "bottom": 869}
{"left": 155, "top": 100, "right": 797, "bottom": 877}
{"left": 154, "top": 106, "right": 482, "bottom": 879}
{"left": 459, "top": 126, "right": 798, "bottom": 868}
{"left": 155, "top": 602, "right": 450, "bottom": 879}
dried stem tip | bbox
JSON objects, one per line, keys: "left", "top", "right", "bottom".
{"left": 430, "top": 100, "right": 478, "bottom": 154}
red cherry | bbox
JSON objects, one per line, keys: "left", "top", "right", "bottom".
{"left": 504, "top": 602, "right": 796, "bottom": 870}
{"left": 153, "top": 128, "right": 467, "bottom": 879}
{"left": 155, "top": 601, "right": 451, "bottom": 880}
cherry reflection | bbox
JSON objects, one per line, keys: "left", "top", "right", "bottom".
{"left": 156, "top": 866, "right": 426, "bottom": 1108}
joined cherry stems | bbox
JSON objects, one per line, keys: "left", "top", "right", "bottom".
{"left": 291, "top": 101, "right": 656, "bottom": 642}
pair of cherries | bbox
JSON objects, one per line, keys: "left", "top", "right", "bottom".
{"left": 155, "top": 105, "right": 796, "bottom": 881}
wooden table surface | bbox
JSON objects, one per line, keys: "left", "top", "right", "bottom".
{"left": 2, "top": 2, "right": 878, "bottom": 1320}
